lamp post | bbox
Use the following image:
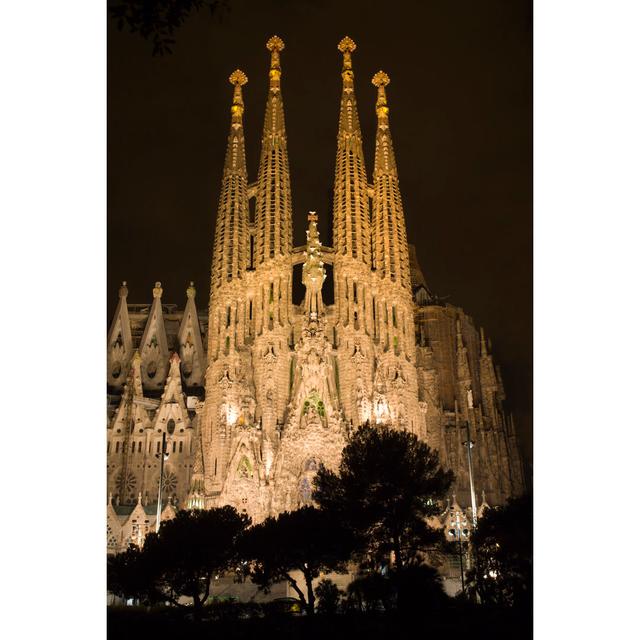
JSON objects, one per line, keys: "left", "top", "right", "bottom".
{"left": 155, "top": 432, "right": 169, "bottom": 533}
{"left": 450, "top": 511, "right": 468, "bottom": 596}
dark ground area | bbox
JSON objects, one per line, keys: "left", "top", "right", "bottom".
{"left": 107, "top": 603, "right": 532, "bottom": 639}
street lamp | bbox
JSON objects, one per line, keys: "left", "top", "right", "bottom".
{"left": 155, "top": 431, "right": 170, "bottom": 533}
{"left": 449, "top": 511, "right": 469, "bottom": 596}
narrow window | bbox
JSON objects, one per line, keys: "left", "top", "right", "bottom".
{"left": 179, "top": 441, "right": 183, "bottom": 453}
{"left": 392, "top": 306, "right": 397, "bottom": 328}
{"left": 214, "top": 458, "right": 218, "bottom": 476}
{"left": 115, "top": 441, "right": 120, "bottom": 453}
{"left": 107, "top": 441, "right": 111, "bottom": 454}
{"left": 131, "top": 441, "right": 135, "bottom": 454}
{"left": 172, "top": 441, "right": 176, "bottom": 453}
{"left": 156, "top": 441, "right": 160, "bottom": 454}
{"left": 138, "top": 441, "right": 142, "bottom": 453}
{"left": 353, "top": 282, "right": 358, "bottom": 303}
{"left": 226, "top": 306, "right": 231, "bottom": 327}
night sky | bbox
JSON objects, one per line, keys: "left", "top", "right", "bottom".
{"left": 108, "top": 0, "right": 532, "bottom": 465}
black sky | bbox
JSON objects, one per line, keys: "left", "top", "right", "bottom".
{"left": 107, "top": 0, "right": 532, "bottom": 465}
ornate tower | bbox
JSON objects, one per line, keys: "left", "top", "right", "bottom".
{"left": 331, "top": 36, "right": 375, "bottom": 427}
{"left": 201, "top": 70, "right": 255, "bottom": 499}
{"left": 251, "top": 36, "right": 294, "bottom": 447}
{"left": 369, "top": 71, "right": 423, "bottom": 436}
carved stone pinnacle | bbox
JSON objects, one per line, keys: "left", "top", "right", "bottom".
{"left": 229, "top": 69, "right": 248, "bottom": 86}
{"left": 372, "top": 70, "right": 390, "bottom": 87}
{"left": 266, "top": 35, "right": 285, "bottom": 52}
{"left": 338, "top": 36, "right": 356, "bottom": 53}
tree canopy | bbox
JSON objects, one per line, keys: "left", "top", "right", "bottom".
{"left": 467, "top": 493, "right": 533, "bottom": 608}
{"left": 313, "top": 423, "right": 454, "bottom": 570}
{"left": 238, "top": 506, "right": 356, "bottom": 615}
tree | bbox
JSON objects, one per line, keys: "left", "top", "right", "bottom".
{"left": 238, "top": 506, "right": 356, "bottom": 615}
{"left": 108, "top": 0, "right": 229, "bottom": 56}
{"left": 107, "top": 544, "right": 158, "bottom": 605}
{"left": 315, "top": 578, "right": 343, "bottom": 615}
{"left": 313, "top": 423, "right": 454, "bottom": 570}
{"left": 143, "top": 506, "right": 249, "bottom": 615}
{"left": 466, "top": 494, "right": 533, "bottom": 608}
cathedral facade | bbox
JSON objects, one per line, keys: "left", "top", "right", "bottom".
{"left": 107, "top": 36, "right": 525, "bottom": 553}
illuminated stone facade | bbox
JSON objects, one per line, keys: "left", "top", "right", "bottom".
{"left": 106, "top": 36, "right": 525, "bottom": 552}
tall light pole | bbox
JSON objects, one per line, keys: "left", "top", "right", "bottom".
{"left": 155, "top": 432, "right": 169, "bottom": 533}
{"left": 449, "top": 511, "right": 468, "bottom": 595}
{"left": 464, "top": 390, "right": 478, "bottom": 528}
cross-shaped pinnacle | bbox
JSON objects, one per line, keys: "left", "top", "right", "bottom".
{"left": 372, "top": 70, "right": 390, "bottom": 88}
{"left": 338, "top": 36, "right": 356, "bottom": 53}
{"left": 229, "top": 69, "right": 248, "bottom": 86}
{"left": 266, "top": 35, "right": 284, "bottom": 52}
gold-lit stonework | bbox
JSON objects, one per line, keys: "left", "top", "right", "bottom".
{"left": 107, "top": 37, "right": 526, "bottom": 553}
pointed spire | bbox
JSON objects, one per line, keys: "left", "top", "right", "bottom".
{"left": 480, "top": 327, "right": 488, "bottom": 357}
{"left": 255, "top": 36, "right": 293, "bottom": 265}
{"left": 333, "top": 36, "right": 371, "bottom": 266}
{"left": 211, "top": 70, "right": 249, "bottom": 290}
{"left": 108, "top": 281, "right": 133, "bottom": 386}
{"left": 178, "top": 282, "right": 205, "bottom": 386}
{"left": 139, "top": 282, "right": 169, "bottom": 387}
{"left": 371, "top": 71, "right": 411, "bottom": 290}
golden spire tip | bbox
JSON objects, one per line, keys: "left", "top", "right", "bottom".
{"left": 266, "top": 35, "right": 285, "bottom": 52}
{"left": 372, "top": 70, "right": 390, "bottom": 87}
{"left": 229, "top": 69, "right": 248, "bottom": 86}
{"left": 338, "top": 36, "right": 356, "bottom": 53}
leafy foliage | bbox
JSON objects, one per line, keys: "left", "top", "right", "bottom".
{"left": 239, "top": 506, "right": 357, "bottom": 615}
{"left": 107, "top": 506, "right": 249, "bottom": 614}
{"left": 466, "top": 494, "right": 533, "bottom": 608}
{"left": 107, "top": 543, "right": 158, "bottom": 604}
{"left": 313, "top": 423, "right": 454, "bottom": 569}
{"left": 145, "top": 506, "right": 250, "bottom": 611}
{"left": 108, "top": 0, "right": 230, "bottom": 56}
{"left": 315, "top": 578, "right": 343, "bottom": 614}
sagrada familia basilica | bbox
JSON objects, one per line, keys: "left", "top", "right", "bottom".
{"left": 107, "top": 36, "right": 526, "bottom": 553}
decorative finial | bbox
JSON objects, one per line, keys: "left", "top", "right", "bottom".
{"left": 137, "top": 492, "right": 143, "bottom": 505}
{"left": 186, "top": 281, "right": 196, "bottom": 299}
{"left": 229, "top": 69, "right": 248, "bottom": 86}
{"left": 153, "top": 281, "right": 163, "bottom": 298}
{"left": 372, "top": 71, "right": 390, "bottom": 122}
{"left": 338, "top": 37, "right": 356, "bottom": 77}
{"left": 372, "top": 70, "right": 389, "bottom": 88}
{"left": 266, "top": 36, "right": 284, "bottom": 90}
{"left": 119, "top": 281, "right": 128, "bottom": 298}
{"left": 338, "top": 36, "right": 356, "bottom": 54}
{"left": 229, "top": 70, "right": 248, "bottom": 122}
{"left": 308, "top": 211, "right": 318, "bottom": 223}
{"left": 266, "top": 35, "right": 284, "bottom": 53}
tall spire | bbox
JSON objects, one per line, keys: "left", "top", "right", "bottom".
{"left": 371, "top": 71, "right": 411, "bottom": 291}
{"left": 211, "top": 70, "right": 249, "bottom": 290}
{"left": 255, "top": 36, "right": 293, "bottom": 264}
{"left": 333, "top": 36, "right": 371, "bottom": 266}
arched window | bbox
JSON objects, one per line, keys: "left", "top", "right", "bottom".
{"left": 138, "top": 441, "right": 142, "bottom": 453}
{"left": 131, "top": 441, "right": 135, "bottom": 454}
{"left": 167, "top": 419, "right": 175, "bottom": 435}
{"left": 179, "top": 441, "right": 183, "bottom": 453}
{"left": 172, "top": 441, "right": 176, "bottom": 453}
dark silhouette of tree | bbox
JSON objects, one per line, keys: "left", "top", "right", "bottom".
{"left": 143, "top": 506, "right": 249, "bottom": 615}
{"left": 466, "top": 494, "right": 533, "bottom": 608}
{"left": 107, "top": 543, "right": 158, "bottom": 604}
{"left": 108, "top": 0, "right": 230, "bottom": 56}
{"left": 238, "top": 506, "right": 356, "bottom": 615}
{"left": 313, "top": 423, "right": 454, "bottom": 570}
{"left": 315, "top": 578, "right": 343, "bottom": 614}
